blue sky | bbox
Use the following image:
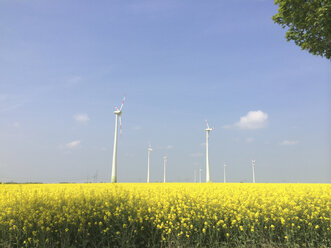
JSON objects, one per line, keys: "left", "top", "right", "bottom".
{"left": 0, "top": 0, "right": 330, "bottom": 183}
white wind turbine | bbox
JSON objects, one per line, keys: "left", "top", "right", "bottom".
{"left": 147, "top": 145, "right": 152, "bottom": 183}
{"left": 224, "top": 162, "right": 228, "bottom": 183}
{"left": 111, "top": 95, "right": 126, "bottom": 183}
{"left": 163, "top": 156, "right": 167, "bottom": 183}
{"left": 251, "top": 160, "right": 256, "bottom": 183}
{"left": 205, "top": 120, "right": 214, "bottom": 183}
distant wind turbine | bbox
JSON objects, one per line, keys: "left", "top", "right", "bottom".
{"left": 205, "top": 120, "right": 214, "bottom": 183}
{"left": 251, "top": 160, "right": 256, "bottom": 183}
{"left": 111, "top": 95, "right": 126, "bottom": 183}
{"left": 147, "top": 145, "right": 152, "bottom": 183}
{"left": 163, "top": 156, "right": 167, "bottom": 183}
{"left": 224, "top": 162, "right": 228, "bottom": 183}
{"left": 199, "top": 168, "right": 202, "bottom": 183}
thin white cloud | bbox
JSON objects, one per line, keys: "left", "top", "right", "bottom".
{"left": 66, "top": 140, "right": 81, "bottom": 149}
{"left": 189, "top": 152, "right": 204, "bottom": 158}
{"left": 280, "top": 140, "right": 299, "bottom": 146}
{"left": 0, "top": 104, "right": 22, "bottom": 113}
{"left": 66, "top": 76, "right": 83, "bottom": 87}
{"left": 133, "top": 125, "right": 142, "bottom": 130}
{"left": 73, "top": 113, "right": 90, "bottom": 123}
{"left": 235, "top": 110, "right": 268, "bottom": 130}
{"left": 166, "top": 145, "right": 174, "bottom": 150}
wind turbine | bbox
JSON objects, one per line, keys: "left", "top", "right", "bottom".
{"left": 205, "top": 120, "right": 214, "bottom": 183}
{"left": 199, "top": 168, "right": 202, "bottom": 183}
{"left": 111, "top": 95, "right": 126, "bottom": 183}
{"left": 163, "top": 156, "right": 167, "bottom": 183}
{"left": 147, "top": 145, "right": 152, "bottom": 183}
{"left": 251, "top": 160, "right": 256, "bottom": 183}
{"left": 224, "top": 162, "right": 228, "bottom": 183}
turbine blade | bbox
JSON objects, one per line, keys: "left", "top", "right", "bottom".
{"left": 120, "top": 94, "right": 126, "bottom": 111}
{"left": 205, "top": 120, "right": 210, "bottom": 129}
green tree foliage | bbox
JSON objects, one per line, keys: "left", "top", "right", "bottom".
{"left": 272, "top": 0, "right": 331, "bottom": 59}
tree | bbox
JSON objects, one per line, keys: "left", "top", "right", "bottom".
{"left": 272, "top": 0, "right": 331, "bottom": 59}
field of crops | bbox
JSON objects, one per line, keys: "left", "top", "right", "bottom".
{"left": 0, "top": 183, "right": 330, "bottom": 247}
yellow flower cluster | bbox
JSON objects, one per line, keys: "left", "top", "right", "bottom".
{"left": 0, "top": 183, "right": 330, "bottom": 247}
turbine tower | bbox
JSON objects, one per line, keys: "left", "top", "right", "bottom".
{"left": 205, "top": 120, "right": 214, "bottom": 183}
{"left": 147, "top": 145, "right": 152, "bottom": 183}
{"left": 163, "top": 156, "right": 167, "bottom": 183}
{"left": 251, "top": 160, "right": 256, "bottom": 183}
{"left": 111, "top": 95, "right": 126, "bottom": 183}
{"left": 199, "top": 168, "right": 202, "bottom": 183}
{"left": 224, "top": 162, "right": 227, "bottom": 183}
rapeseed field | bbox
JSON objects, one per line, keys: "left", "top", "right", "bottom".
{"left": 0, "top": 183, "right": 330, "bottom": 247}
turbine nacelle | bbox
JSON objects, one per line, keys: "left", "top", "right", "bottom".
{"left": 114, "top": 109, "right": 122, "bottom": 115}
{"left": 205, "top": 120, "right": 215, "bottom": 132}
{"left": 113, "top": 95, "right": 126, "bottom": 115}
